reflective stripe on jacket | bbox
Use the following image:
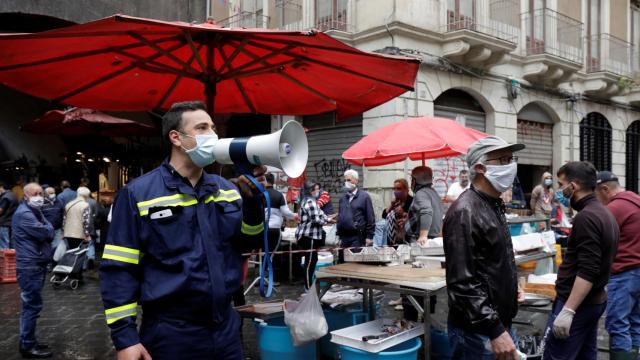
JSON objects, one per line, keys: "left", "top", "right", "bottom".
{"left": 99, "top": 160, "right": 264, "bottom": 350}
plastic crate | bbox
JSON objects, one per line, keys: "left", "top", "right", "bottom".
{"left": 0, "top": 249, "right": 17, "bottom": 283}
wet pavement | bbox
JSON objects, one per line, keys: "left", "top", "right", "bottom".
{"left": 0, "top": 267, "right": 611, "bottom": 359}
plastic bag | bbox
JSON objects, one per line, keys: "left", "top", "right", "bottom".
{"left": 52, "top": 239, "right": 67, "bottom": 262}
{"left": 284, "top": 283, "right": 328, "bottom": 346}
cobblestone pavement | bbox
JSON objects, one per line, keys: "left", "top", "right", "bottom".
{"left": 0, "top": 269, "right": 611, "bottom": 359}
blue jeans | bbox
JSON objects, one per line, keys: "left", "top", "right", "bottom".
{"left": 17, "top": 266, "right": 46, "bottom": 350}
{"left": 606, "top": 268, "right": 640, "bottom": 352}
{"left": 541, "top": 297, "right": 606, "bottom": 360}
{"left": 448, "top": 322, "right": 518, "bottom": 359}
{"left": 0, "top": 226, "right": 11, "bottom": 249}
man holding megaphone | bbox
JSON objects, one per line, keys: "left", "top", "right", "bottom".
{"left": 99, "top": 101, "right": 268, "bottom": 360}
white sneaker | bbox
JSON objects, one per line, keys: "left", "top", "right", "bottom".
{"left": 394, "top": 305, "right": 403, "bottom": 311}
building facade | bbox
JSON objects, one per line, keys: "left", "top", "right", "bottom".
{"left": 2, "top": 0, "right": 640, "bottom": 213}
{"left": 214, "top": 0, "right": 640, "bottom": 213}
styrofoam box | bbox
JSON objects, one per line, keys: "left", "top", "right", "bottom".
{"left": 330, "top": 318, "right": 424, "bottom": 353}
{"left": 511, "top": 233, "right": 545, "bottom": 253}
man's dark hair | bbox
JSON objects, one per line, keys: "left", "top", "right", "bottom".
{"left": 557, "top": 161, "right": 597, "bottom": 191}
{"left": 61, "top": 180, "right": 71, "bottom": 189}
{"left": 265, "top": 173, "right": 275, "bottom": 185}
{"left": 161, "top": 101, "right": 207, "bottom": 144}
{"left": 0, "top": 181, "right": 6, "bottom": 189}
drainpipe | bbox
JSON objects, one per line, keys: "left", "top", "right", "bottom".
{"left": 206, "top": 0, "right": 211, "bottom": 19}
{"left": 384, "top": 0, "right": 396, "bottom": 47}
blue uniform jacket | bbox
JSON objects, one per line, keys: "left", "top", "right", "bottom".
{"left": 99, "top": 160, "right": 264, "bottom": 350}
{"left": 12, "top": 202, "right": 55, "bottom": 268}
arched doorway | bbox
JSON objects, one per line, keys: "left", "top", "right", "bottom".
{"left": 516, "top": 102, "right": 555, "bottom": 206}
{"left": 580, "top": 112, "right": 612, "bottom": 171}
{"left": 434, "top": 89, "right": 486, "bottom": 132}
{"left": 626, "top": 120, "right": 640, "bottom": 192}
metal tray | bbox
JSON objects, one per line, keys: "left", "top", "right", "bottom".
{"left": 409, "top": 243, "right": 445, "bottom": 257}
{"left": 344, "top": 247, "right": 400, "bottom": 263}
{"left": 330, "top": 318, "right": 424, "bottom": 353}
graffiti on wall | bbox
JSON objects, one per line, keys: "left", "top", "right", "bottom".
{"left": 429, "top": 156, "right": 468, "bottom": 200}
{"left": 313, "top": 158, "right": 352, "bottom": 194}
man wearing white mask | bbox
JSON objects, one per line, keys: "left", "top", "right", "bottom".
{"left": 443, "top": 136, "right": 526, "bottom": 359}
{"left": 337, "top": 169, "right": 375, "bottom": 252}
{"left": 12, "top": 182, "right": 55, "bottom": 358}
{"left": 99, "top": 101, "right": 266, "bottom": 360}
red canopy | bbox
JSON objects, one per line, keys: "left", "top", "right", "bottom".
{"left": 0, "top": 15, "right": 420, "bottom": 119}
{"left": 21, "top": 108, "right": 157, "bottom": 137}
{"left": 342, "top": 117, "right": 489, "bottom": 166}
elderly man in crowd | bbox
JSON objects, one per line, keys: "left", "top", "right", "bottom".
{"left": 444, "top": 136, "right": 525, "bottom": 359}
{"left": 12, "top": 182, "right": 55, "bottom": 358}
{"left": 337, "top": 169, "right": 375, "bottom": 251}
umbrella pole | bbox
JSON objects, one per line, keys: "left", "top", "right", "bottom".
{"left": 421, "top": 153, "right": 425, "bottom": 167}
{"left": 206, "top": 36, "right": 216, "bottom": 116}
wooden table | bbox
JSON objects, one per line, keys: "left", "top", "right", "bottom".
{"left": 315, "top": 263, "right": 447, "bottom": 360}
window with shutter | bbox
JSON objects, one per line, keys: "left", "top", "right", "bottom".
{"left": 579, "top": 112, "right": 612, "bottom": 171}
{"left": 626, "top": 121, "right": 640, "bottom": 193}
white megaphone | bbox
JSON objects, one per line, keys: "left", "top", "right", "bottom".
{"left": 213, "top": 120, "right": 308, "bottom": 178}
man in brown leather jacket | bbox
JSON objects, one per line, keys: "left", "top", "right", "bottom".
{"left": 443, "top": 136, "right": 525, "bottom": 360}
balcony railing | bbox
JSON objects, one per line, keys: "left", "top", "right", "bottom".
{"left": 587, "top": 34, "right": 634, "bottom": 77}
{"left": 523, "top": 9, "right": 583, "bottom": 64}
{"left": 217, "top": 11, "right": 270, "bottom": 29}
{"left": 444, "top": 0, "right": 520, "bottom": 43}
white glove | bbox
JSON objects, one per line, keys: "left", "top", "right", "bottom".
{"left": 552, "top": 307, "right": 576, "bottom": 339}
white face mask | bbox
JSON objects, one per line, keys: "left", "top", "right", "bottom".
{"left": 483, "top": 162, "right": 518, "bottom": 193}
{"left": 27, "top": 195, "right": 45, "bottom": 208}
{"left": 48, "top": 193, "right": 56, "bottom": 200}
{"left": 181, "top": 132, "right": 218, "bottom": 168}
{"left": 344, "top": 181, "right": 356, "bottom": 192}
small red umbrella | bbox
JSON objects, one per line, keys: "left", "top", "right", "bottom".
{"left": 0, "top": 15, "right": 419, "bottom": 119}
{"left": 342, "top": 117, "right": 489, "bottom": 166}
{"left": 21, "top": 108, "right": 157, "bottom": 137}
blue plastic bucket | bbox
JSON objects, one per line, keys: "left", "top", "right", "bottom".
{"left": 338, "top": 337, "right": 422, "bottom": 360}
{"left": 320, "top": 308, "right": 371, "bottom": 359}
{"left": 254, "top": 316, "right": 316, "bottom": 360}
{"left": 430, "top": 328, "right": 452, "bottom": 360}
{"left": 509, "top": 224, "right": 523, "bottom": 236}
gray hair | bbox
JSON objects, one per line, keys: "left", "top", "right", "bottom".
{"left": 468, "top": 154, "right": 487, "bottom": 180}
{"left": 344, "top": 169, "right": 359, "bottom": 181}
{"left": 77, "top": 186, "right": 91, "bottom": 199}
{"left": 23, "top": 182, "right": 42, "bottom": 198}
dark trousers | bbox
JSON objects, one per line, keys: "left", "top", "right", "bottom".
{"left": 66, "top": 237, "right": 84, "bottom": 250}
{"left": 140, "top": 310, "right": 243, "bottom": 360}
{"left": 449, "top": 322, "right": 517, "bottom": 359}
{"left": 542, "top": 297, "right": 606, "bottom": 360}
{"left": 298, "top": 235, "right": 325, "bottom": 289}
{"left": 17, "top": 265, "right": 46, "bottom": 350}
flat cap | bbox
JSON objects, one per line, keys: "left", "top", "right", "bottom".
{"left": 465, "top": 136, "right": 525, "bottom": 167}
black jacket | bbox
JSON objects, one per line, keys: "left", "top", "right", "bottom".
{"left": 443, "top": 186, "right": 518, "bottom": 340}
{"left": 555, "top": 194, "right": 618, "bottom": 304}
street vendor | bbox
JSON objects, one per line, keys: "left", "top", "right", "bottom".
{"left": 443, "top": 136, "right": 525, "bottom": 359}
{"left": 99, "top": 101, "right": 266, "bottom": 360}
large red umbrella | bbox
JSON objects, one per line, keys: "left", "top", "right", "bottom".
{"left": 0, "top": 15, "right": 419, "bottom": 119}
{"left": 342, "top": 117, "right": 489, "bottom": 166}
{"left": 21, "top": 108, "right": 157, "bottom": 137}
